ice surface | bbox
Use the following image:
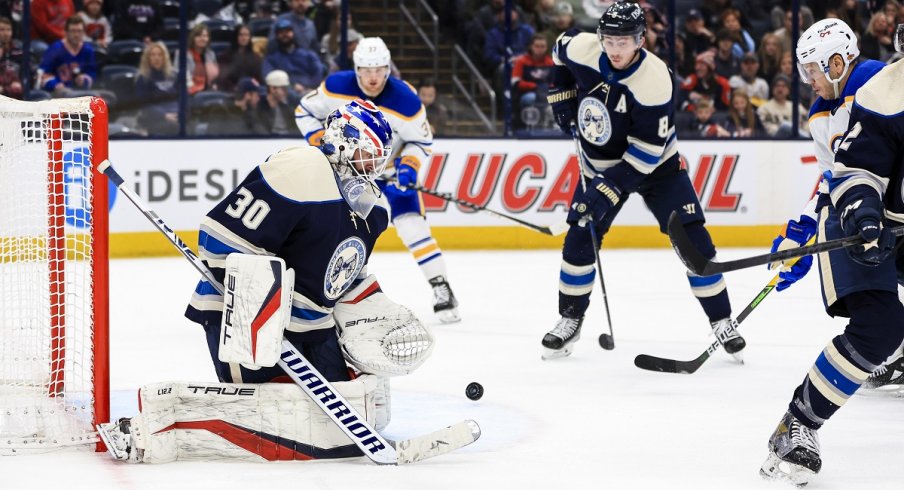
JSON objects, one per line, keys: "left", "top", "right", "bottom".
{"left": 3, "top": 249, "right": 902, "bottom": 489}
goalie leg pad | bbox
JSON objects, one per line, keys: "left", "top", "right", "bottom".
{"left": 334, "top": 275, "right": 434, "bottom": 376}
{"left": 219, "top": 253, "right": 294, "bottom": 369}
{"left": 124, "top": 377, "right": 379, "bottom": 463}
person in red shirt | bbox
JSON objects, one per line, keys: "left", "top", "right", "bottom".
{"left": 678, "top": 51, "right": 732, "bottom": 112}
{"left": 511, "top": 34, "right": 554, "bottom": 118}
{"left": 30, "top": 0, "right": 75, "bottom": 45}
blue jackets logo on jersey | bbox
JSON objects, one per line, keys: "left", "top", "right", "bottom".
{"left": 578, "top": 98, "right": 612, "bottom": 146}
{"left": 324, "top": 237, "right": 367, "bottom": 300}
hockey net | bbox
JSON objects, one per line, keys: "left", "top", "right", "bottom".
{"left": 0, "top": 95, "right": 109, "bottom": 454}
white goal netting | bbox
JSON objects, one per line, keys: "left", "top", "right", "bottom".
{"left": 0, "top": 96, "right": 108, "bottom": 454}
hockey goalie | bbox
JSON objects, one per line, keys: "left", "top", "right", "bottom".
{"left": 97, "top": 100, "right": 440, "bottom": 463}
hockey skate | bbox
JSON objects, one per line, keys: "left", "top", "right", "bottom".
{"left": 760, "top": 411, "right": 821, "bottom": 487}
{"left": 860, "top": 356, "right": 904, "bottom": 397}
{"left": 429, "top": 276, "right": 460, "bottom": 323}
{"left": 541, "top": 316, "right": 583, "bottom": 360}
{"left": 710, "top": 317, "right": 746, "bottom": 363}
{"left": 97, "top": 418, "right": 142, "bottom": 463}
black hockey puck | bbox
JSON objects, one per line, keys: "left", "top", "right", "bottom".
{"left": 598, "top": 333, "right": 615, "bottom": 350}
{"left": 465, "top": 382, "right": 484, "bottom": 401}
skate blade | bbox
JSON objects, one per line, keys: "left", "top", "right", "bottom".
{"left": 436, "top": 308, "right": 461, "bottom": 324}
{"left": 541, "top": 343, "right": 575, "bottom": 360}
{"left": 96, "top": 422, "right": 130, "bottom": 461}
{"left": 759, "top": 453, "right": 815, "bottom": 487}
{"left": 857, "top": 384, "right": 904, "bottom": 398}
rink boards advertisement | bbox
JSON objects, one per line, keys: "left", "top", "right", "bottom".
{"left": 104, "top": 138, "right": 820, "bottom": 256}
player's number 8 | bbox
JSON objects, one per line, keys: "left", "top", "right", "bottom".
{"left": 657, "top": 116, "right": 668, "bottom": 138}
{"left": 225, "top": 187, "right": 271, "bottom": 230}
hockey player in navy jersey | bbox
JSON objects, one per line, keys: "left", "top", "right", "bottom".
{"left": 185, "top": 98, "right": 398, "bottom": 385}
{"left": 764, "top": 19, "right": 904, "bottom": 394}
{"left": 759, "top": 21, "right": 904, "bottom": 486}
{"left": 97, "top": 100, "right": 439, "bottom": 464}
{"left": 295, "top": 37, "right": 461, "bottom": 323}
{"left": 541, "top": 1, "right": 744, "bottom": 360}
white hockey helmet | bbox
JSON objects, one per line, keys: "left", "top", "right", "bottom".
{"left": 321, "top": 99, "right": 393, "bottom": 181}
{"left": 353, "top": 37, "right": 392, "bottom": 71}
{"left": 795, "top": 19, "right": 859, "bottom": 97}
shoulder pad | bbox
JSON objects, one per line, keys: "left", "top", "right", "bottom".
{"left": 555, "top": 32, "right": 602, "bottom": 70}
{"left": 842, "top": 59, "right": 885, "bottom": 98}
{"left": 323, "top": 71, "right": 363, "bottom": 99}
{"left": 377, "top": 78, "right": 424, "bottom": 119}
{"left": 854, "top": 61, "right": 904, "bottom": 117}
{"left": 619, "top": 50, "right": 672, "bottom": 106}
{"left": 259, "top": 146, "right": 342, "bottom": 202}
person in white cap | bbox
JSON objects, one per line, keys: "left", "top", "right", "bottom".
{"left": 259, "top": 69, "right": 297, "bottom": 135}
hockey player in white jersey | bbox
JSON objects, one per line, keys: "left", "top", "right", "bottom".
{"left": 96, "top": 100, "right": 443, "bottom": 463}
{"left": 760, "top": 20, "right": 904, "bottom": 486}
{"left": 295, "top": 37, "right": 461, "bottom": 323}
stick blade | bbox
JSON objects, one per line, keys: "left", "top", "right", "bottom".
{"left": 547, "top": 221, "right": 570, "bottom": 236}
{"left": 633, "top": 354, "right": 698, "bottom": 374}
{"left": 394, "top": 420, "right": 481, "bottom": 464}
{"left": 667, "top": 211, "right": 712, "bottom": 275}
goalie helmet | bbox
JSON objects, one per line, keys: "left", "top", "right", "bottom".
{"left": 795, "top": 18, "right": 859, "bottom": 98}
{"left": 321, "top": 99, "right": 393, "bottom": 181}
{"left": 597, "top": 1, "right": 646, "bottom": 46}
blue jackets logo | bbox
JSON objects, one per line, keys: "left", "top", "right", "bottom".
{"left": 578, "top": 98, "right": 612, "bottom": 146}
{"left": 324, "top": 237, "right": 366, "bottom": 300}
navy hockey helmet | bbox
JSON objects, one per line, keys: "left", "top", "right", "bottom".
{"left": 597, "top": 2, "right": 646, "bottom": 41}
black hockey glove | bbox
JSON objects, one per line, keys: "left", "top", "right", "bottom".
{"left": 546, "top": 86, "right": 578, "bottom": 135}
{"left": 839, "top": 196, "right": 895, "bottom": 266}
{"left": 567, "top": 175, "right": 622, "bottom": 227}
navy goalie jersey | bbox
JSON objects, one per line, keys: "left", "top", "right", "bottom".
{"left": 553, "top": 31, "right": 678, "bottom": 186}
{"left": 185, "top": 146, "right": 390, "bottom": 333}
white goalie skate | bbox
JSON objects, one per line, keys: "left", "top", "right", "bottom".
{"left": 760, "top": 411, "right": 821, "bottom": 487}
{"left": 97, "top": 418, "right": 142, "bottom": 463}
{"left": 541, "top": 316, "right": 583, "bottom": 360}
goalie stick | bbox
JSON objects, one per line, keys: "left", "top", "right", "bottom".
{"left": 634, "top": 236, "right": 815, "bottom": 374}
{"left": 97, "top": 160, "right": 480, "bottom": 465}
{"left": 404, "top": 182, "right": 569, "bottom": 236}
{"left": 666, "top": 211, "right": 904, "bottom": 276}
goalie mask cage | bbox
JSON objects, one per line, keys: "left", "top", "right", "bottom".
{"left": 0, "top": 95, "right": 109, "bottom": 454}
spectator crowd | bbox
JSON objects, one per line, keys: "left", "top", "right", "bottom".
{"left": 4, "top": 0, "right": 902, "bottom": 138}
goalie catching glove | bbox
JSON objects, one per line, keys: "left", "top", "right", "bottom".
{"left": 333, "top": 275, "right": 434, "bottom": 377}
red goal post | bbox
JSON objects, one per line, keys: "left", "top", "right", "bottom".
{"left": 0, "top": 95, "right": 109, "bottom": 453}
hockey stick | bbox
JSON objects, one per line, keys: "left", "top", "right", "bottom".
{"left": 633, "top": 273, "right": 777, "bottom": 374}
{"left": 634, "top": 236, "right": 815, "bottom": 374}
{"left": 667, "top": 211, "right": 904, "bottom": 276}
{"left": 404, "top": 182, "right": 570, "bottom": 236}
{"left": 98, "top": 160, "right": 480, "bottom": 465}
{"left": 570, "top": 129, "right": 615, "bottom": 350}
